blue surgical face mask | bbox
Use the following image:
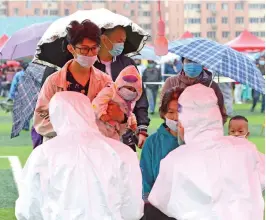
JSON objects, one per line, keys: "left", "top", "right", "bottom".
{"left": 259, "top": 60, "right": 265, "bottom": 65}
{"left": 183, "top": 63, "right": 203, "bottom": 78}
{"left": 107, "top": 38, "right": 124, "bottom": 57}
{"left": 148, "top": 63, "right": 155, "bottom": 68}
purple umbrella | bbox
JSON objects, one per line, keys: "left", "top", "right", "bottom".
{"left": 0, "top": 21, "right": 52, "bottom": 60}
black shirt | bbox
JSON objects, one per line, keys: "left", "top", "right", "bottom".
{"left": 66, "top": 70, "right": 89, "bottom": 96}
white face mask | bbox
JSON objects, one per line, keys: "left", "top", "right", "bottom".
{"left": 118, "top": 87, "right": 137, "bottom": 101}
{"left": 259, "top": 60, "right": 265, "bottom": 65}
{"left": 235, "top": 133, "right": 248, "bottom": 138}
{"left": 165, "top": 117, "right": 178, "bottom": 132}
{"left": 75, "top": 54, "right": 97, "bottom": 68}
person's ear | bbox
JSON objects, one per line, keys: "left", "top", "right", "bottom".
{"left": 67, "top": 44, "right": 75, "bottom": 57}
{"left": 246, "top": 131, "right": 250, "bottom": 138}
{"left": 100, "top": 34, "right": 106, "bottom": 44}
{"left": 101, "top": 35, "right": 112, "bottom": 50}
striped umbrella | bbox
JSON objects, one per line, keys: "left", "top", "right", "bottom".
{"left": 169, "top": 38, "right": 265, "bottom": 94}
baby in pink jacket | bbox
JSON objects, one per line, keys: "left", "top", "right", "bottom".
{"left": 92, "top": 65, "right": 142, "bottom": 140}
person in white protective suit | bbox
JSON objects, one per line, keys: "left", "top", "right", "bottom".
{"left": 15, "top": 91, "right": 144, "bottom": 220}
{"left": 148, "top": 84, "right": 265, "bottom": 220}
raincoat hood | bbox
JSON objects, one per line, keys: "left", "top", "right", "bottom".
{"left": 114, "top": 65, "right": 142, "bottom": 101}
{"left": 49, "top": 91, "right": 99, "bottom": 136}
{"left": 178, "top": 84, "right": 223, "bottom": 144}
{"left": 149, "top": 86, "right": 264, "bottom": 220}
{"left": 16, "top": 91, "right": 144, "bottom": 220}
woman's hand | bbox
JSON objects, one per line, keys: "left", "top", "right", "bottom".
{"left": 130, "top": 124, "right": 138, "bottom": 132}
{"left": 138, "top": 133, "right": 147, "bottom": 149}
{"left": 107, "top": 102, "right": 125, "bottom": 123}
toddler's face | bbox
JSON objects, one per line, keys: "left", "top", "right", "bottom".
{"left": 229, "top": 119, "right": 249, "bottom": 138}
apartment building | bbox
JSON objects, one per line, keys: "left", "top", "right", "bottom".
{"left": 0, "top": 0, "right": 265, "bottom": 43}
{"left": 163, "top": 0, "right": 265, "bottom": 43}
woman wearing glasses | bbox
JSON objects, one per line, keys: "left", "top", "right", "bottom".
{"left": 33, "top": 20, "right": 126, "bottom": 142}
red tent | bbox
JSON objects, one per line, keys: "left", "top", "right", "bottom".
{"left": 226, "top": 30, "right": 265, "bottom": 52}
{"left": 0, "top": 34, "right": 8, "bottom": 48}
{"left": 179, "top": 31, "right": 193, "bottom": 39}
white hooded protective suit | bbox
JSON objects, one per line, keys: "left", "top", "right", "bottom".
{"left": 149, "top": 84, "right": 265, "bottom": 220}
{"left": 15, "top": 91, "right": 144, "bottom": 220}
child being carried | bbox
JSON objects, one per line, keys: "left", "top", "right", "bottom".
{"left": 92, "top": 65, "right": 142, "bottom": 140}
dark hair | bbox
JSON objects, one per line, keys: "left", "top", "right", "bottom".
{"left": 21, "top": 62, "right": 28, "bottom": 70}
{"left": 2, "top": 67, "right": 8, "bottom": 75}
{"left": 102, "top": 25, "right": 125, "bottom": 37}
{"left": 66, "top": 20, "right": 101, "bottom": 46}
{"left": 159, "top": 87, "right": 184, "bottom": 119}
{"left": 229, "top": 115, "right": 248, "bottom": 124}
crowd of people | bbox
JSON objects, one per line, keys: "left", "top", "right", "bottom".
{"left": 233, "top": 56, "right": 265, "bottom": 113}
{"left": 0, "top": 61, "right": 23, "bottom": 98}
{"left": 137, "top": 55, "right": 265, "bottom": 117}
{"left": 0, "top": 62, "right": 29, "bottom": 125}
{"left": 0, "top": 19, "right": 264, "bottom": 220}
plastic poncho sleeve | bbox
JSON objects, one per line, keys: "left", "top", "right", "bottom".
{"left": 140, "top": 138, "right": 155, "bottom": 200}
{"left": 120, "top": 152, "right": 144, "bottom": 220}
{"left": 148, "top": 158, "right": 174, "bottom": 218}
{"left": 33, "top": 75, "right": 57, "bottom": 138}
{"left": 92, "top": 86, "right": 114, "bottom": 119}
{"left": 257, "top": 151, "right": 265, "bottom": 191}
{"left": 249, "top": 143, "right": 265, "bottom": 191}
{"left": 15, "top": 148, "right": 46, "bottom": 220}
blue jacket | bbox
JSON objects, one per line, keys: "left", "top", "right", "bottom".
{"left": 140, "top": 123, "right": 179, "bottom": 200}
{"left": 164, "top": 63, "right": 176, "bottom": 75}
{"left": 9, "top": 70, "right": 25, "bottom": 100}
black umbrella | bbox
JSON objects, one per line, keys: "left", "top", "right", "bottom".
{"left": 35, "top": 8, "right": 150, "bottom": 68}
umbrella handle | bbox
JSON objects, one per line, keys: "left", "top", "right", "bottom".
{"left": 0, "top": 52, "right": 2, "bottom": 65}
{"left": 209, "top": 71, "right": 217, "bottom": 87}
{"left": 11, "top": 45, "right": 17, "bottom": 60}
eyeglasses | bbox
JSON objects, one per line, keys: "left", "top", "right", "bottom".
{"left": 74, "top": 45, "right": 101, "bottom": 56}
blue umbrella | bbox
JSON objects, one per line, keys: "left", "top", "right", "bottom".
{"left": 134, "top": 45, "right": 160, "bottom": 61}
{"left": 169, "top": 38, "right": 265, "bottom": 94}
{"left": 133, "top": 45, "right": 180, "bottom": 63}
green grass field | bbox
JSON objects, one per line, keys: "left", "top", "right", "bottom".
{"left": 0, "top": 102, "right": 264, "bottom": 219}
